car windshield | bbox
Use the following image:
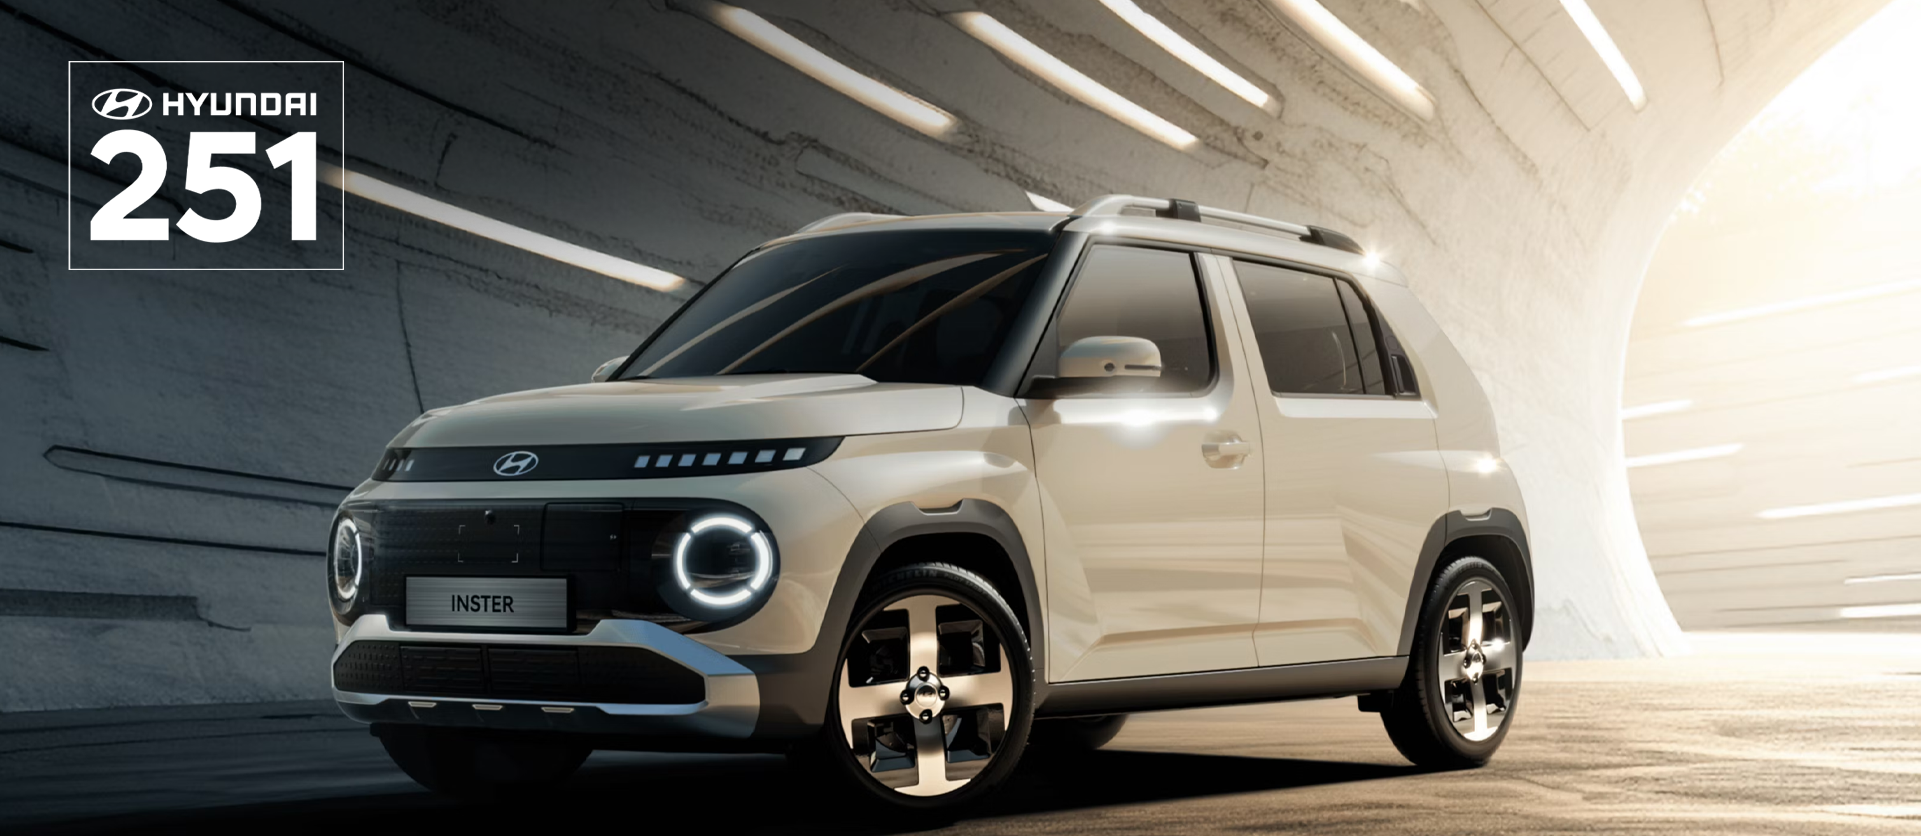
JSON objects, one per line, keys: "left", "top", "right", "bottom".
{"left": 624, "top": 227, "right": 1058, "bottom": 385}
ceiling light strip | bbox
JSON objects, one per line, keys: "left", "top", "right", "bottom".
{"left": 1759, "top": 492, "right": 1921, "bottom": 520}
{"left": 1097, "top": 0, "right": 1270, "bottom": 108}
{"left": 1839, "top": 602, "right": 1921, "bottom": 619}
{"left": 1620, "top": 399, "right": 1692, "bottom": 420}
{"left": 1623, "top": 442, "right": 1743, "bottom": 469}
{"left": 1025, "top": 191, "right": 1072, "bottom": 212}
{"left": 711, "top": 5, "right": 956, "bottom": 138}
{"left": 320, "top": 165, "right": 684, "bottom": 291}
{"left": 952, "top": 12, "right": 1199, "bottom": 149}
{"left": 1558, "top": 0, "right": 1647, "bottom": 110}
{"left": 1844, "top": 572, "right": 1921, "bottom": 585}
{"left": 1855, "top": 365, "right": 1921, "bottom": 385}
{"left": 1684, "top": 277, "right": 1921, "bottom": 328}
{"left": 1259, "top": 0, "right": 1434, "bottom": 119}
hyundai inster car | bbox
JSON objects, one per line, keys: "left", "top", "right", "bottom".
{"left": 328, "top": 195, "right": 1533, "bottom": 810}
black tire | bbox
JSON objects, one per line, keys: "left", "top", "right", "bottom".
{"left": 1029, "top": 714, "right": 1129, "bottom": 753}
{"left": 375, "top": 725, "right": 590, "bottom": 797}
{"left": 1381, "top": 556, "right": 1523, "bottom": 769}
{"left": 819, "top": 562, "right": 1035, "bottom": 814}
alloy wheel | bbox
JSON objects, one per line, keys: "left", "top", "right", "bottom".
{"left": 1437, "top": 578, "right": 1516, "bottom": 742}
{"left": 836, "top": 593, "right": 1015, "bottom": 797}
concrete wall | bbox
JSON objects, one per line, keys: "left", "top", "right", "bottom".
{"left": 0, "top": 0, "right": 1885, "bottom": 710}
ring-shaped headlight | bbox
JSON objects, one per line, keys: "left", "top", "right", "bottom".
{"left": 672, "top": 514, "right": 775, "bottom": 609}
{"left": 331, "top": 517, "right": 364, "bottom": 602}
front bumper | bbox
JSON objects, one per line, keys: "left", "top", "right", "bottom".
{"left": 331, "top": 615, "right": 760, "bottom": 737}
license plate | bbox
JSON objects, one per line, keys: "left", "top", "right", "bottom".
{"left": 406, "top": 577, "right": 568, "bottom": 630}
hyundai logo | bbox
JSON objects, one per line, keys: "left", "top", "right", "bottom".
{"left": 492, "top": 451, "right": 540, "bottom": 477}
{"left": 91, "top": 88, "right": 152, "bottom": 120}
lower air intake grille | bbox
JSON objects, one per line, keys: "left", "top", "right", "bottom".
{"left": 334, "top": 641, "right": 705, "bottom": 705}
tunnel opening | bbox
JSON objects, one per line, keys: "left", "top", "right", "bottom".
{"left": 1623, "top": 0, "right": 1921, "bottom": 635}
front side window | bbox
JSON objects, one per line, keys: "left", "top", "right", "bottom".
{"left": 1233, "top": 261, "right": 1383, "bottom": 396}
{"left": 624, "top": 228, "right": 1056, "bottom": 385}
{"left": 1054, "top": 246, "right": 1213, "bottom": 394}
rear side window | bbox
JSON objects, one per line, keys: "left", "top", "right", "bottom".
{"left": 1055, "top": 246, "right": 1213, "bottom": 394}
{"left": 1233, "top": 261, "right": 1383, "bottom": 396}
{"left": 1335, "top": 280, "right": 1384, "bottom": 393}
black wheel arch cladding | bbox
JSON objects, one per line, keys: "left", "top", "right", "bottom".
{"left": 735, "top": 499, "right": 1044, "bottom": 737}
{"left": 1395, "top": 509, "right": 1535, "bottom": 656}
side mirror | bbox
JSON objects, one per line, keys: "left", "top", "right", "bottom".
{"left": 1021, "top": 336, "right": 1164, "bottom": 399}
{"left": 590, "top": 356, "right": 628, "bottom": 383}
{"left": 1058, "top": 336, "right": 1162, "bottom": 379}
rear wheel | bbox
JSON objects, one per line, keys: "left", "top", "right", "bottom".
{"left": 375, "top": 725, "right": 589, "bottom": 797}
{"left": 823, "top": 562, "right": 1034, "bottom": 812}
{"left": 1381, "top": 556, "right": 1522, "bottom": 768}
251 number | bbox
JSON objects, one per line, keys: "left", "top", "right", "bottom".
{"left": 89, "top": 129, "right": 317, "bottom": 243}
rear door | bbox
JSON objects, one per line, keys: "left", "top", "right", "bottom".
{"left": 1218, "top": 257, "right": 1449, "bottom": 666}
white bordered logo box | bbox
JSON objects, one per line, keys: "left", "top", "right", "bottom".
{"left": 67, "top": 60, "right": 346, "bottom": 271}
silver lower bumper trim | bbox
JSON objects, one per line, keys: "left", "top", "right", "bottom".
{"left": 330, "top": 615, "right": 760, "bottom": 738}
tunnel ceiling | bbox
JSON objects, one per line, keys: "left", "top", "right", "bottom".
{"left": 0, "top": 0, "right": 1894, "bottom": 710}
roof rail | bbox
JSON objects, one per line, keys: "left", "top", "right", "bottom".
{"left": 794, "top": 212, "right": 903, "bottom": 235}
{"left": 1071, "top": 194, "right": 1366, "bottom": 256}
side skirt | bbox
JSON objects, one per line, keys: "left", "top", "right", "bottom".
{"left": 1037, "top": 656, "right": 1408, "bottom": 718}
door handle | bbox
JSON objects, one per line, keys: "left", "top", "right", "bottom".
{"left": 1202, "top": 432, "right": 1250, "bottom": 468}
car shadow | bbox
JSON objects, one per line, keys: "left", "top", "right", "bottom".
{"left": 990, "top": 749, "right": 1422, "bottom": 818}
{"left": 43, "top": 748, "right": 1422, "bottom": 835}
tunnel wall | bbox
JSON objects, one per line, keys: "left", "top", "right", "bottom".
{"left": 0, "top": 0, "right": 1885, "bottom": 710}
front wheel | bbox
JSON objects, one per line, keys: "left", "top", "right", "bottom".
{"left": 1380, "top": 556, "right": 1522, "bottom": 769}
{"left": 822, "top": 562, "right": 1035, "bottom": 812}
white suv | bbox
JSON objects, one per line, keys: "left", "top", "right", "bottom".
{"left": 328, "top": 196, "right": 1533, "bottom": 811}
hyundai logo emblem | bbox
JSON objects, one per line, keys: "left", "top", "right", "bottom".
{"left": 492, "top": 451, "right": 540, "bottom": 477}
{"left": 91, "top": 88, "right": 152, "bottom": 120}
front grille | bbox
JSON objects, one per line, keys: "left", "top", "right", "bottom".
{"left": 487, "top": 648, "right": 580, "bottom": 698}
{"left": 401, "top": 645, "right": 487, "bottom": 695}
{"left": 334, "top": 641, "right": 705, "bottom": 705}
{"left": 348, "top": 501, "right": 689, "bottom": 630}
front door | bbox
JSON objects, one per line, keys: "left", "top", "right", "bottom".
{"left": 1022, "top": 245, "right": 1266, "bottom": 682}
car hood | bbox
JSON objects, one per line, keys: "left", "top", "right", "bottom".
{"left": 390, "top": 374, "right": 962, "bottom": 448}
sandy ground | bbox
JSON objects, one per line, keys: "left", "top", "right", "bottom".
{"left": 3, "top": 631, "right": 1918, "bottom": 834}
